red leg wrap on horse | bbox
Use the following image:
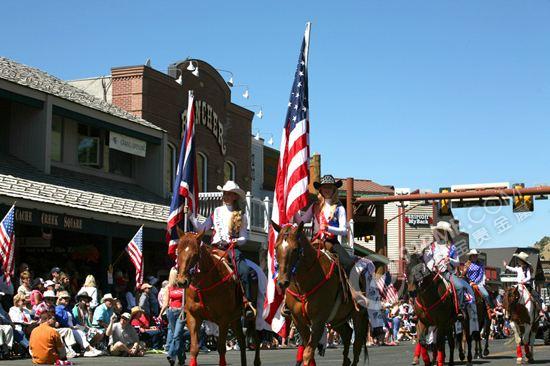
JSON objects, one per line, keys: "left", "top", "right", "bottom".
{"left": 414, "top": 343, "right": 421, "bottom": 357}
{"left": 190, "top": 357, "right": 198, "bottom": 366}
{"left": 420, "top": 345, "right": 431, "bottom": 365}
{"left": 516, "top": 345, "right": 522, "bottom": 358}
{"left": 219, "top": 354, "right": 227, "bottom": 366}
{"left": 437, "top": 351, "right": 444, "bottom": 366}
{"left": 296, "top": 345, "right": 305, "bottom": 362}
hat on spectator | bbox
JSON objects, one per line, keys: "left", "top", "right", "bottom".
{"left": 32, "top": 277, "right": 45, "bottom": 289}
{"left": 140, "top": 283, "right": 152, "bottom": 291}
{"left": 76, "top": 291, "right": 92, "bottom": 302}
{"left": 467, "top": 249, "right": 480, "bottom": 256}
{"left": 101, "top": 293, "right": 116, "bottom": 302}
{"left": 131, "top": 306, "right": 143, "bottom": 317}
{"left": 57, "top": 291, "right": 70, "bottom": 299}
{"left": 44, "top": 280, "right": 55, "bottom": 288}
{"left": 50, "top": 267, "right": 61, "bottom": 275}
{"left": 147, "top": 276, "right": 159, "bottom": 286}
{"left": 513, "top": 252, "right": 531, "bottom": 265}
{"left": 121, "top": 312, "right": 131, "bottom": 320}
{"left": 43, "top": 290, "right": 57, "bottom": 299}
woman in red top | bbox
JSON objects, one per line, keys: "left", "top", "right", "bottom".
{"left": 130, "top": 306, "right": 163, "bottom": 350}
{"left": 159, "top": 268, "right": 185, "bottom": 366}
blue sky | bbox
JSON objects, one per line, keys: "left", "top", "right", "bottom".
{"left": 1, "top": 1, "right": 549, "bottom": 248}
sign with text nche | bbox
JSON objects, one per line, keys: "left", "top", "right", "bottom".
{"left": 109, "top": 132, "right": 147, "bottom": 157}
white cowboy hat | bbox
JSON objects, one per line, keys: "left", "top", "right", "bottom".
{"left": 217, "top": 180, "right": 246, "bottom": 199}
{"left": 467, "top": 249, "right": 480, "bottom": 256}
{"left": 430, "top": 221, "right": 454, "bottom": 234}
{"left": 43, "top": 290, "right": 57, "bottom": 299}
{"left": 513, "top": 251, "right": 530, "bottom": 264}
{"left": 101, "top": 293, "right": 116, "bottom": 303}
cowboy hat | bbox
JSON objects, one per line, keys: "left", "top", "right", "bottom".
{"left": 513, "top": 251, "right": 530, "bottom": 264}
{"left": 120, "top": 312, "right": 131, "bottom": 320}
{"left": 101, "top": 293, "right": 116, "bottom": 303}
{"left": 140, "top": 283, "right": 152, "bottom": 291}
{"left": 430, "top": 221, "right": 454, "bottom": 234}
{"left": 131, "top": 306, "right": 143, "bottom": 317}
{"left": 467, "top": 249, "right": 480, "bottom": 256}
{"left": 76, "top": 291, "right": 92, "bottom": 302}
{"left": 217, "top": 180, "right": 246, "bottom": 199}
{"left": 313, "top": 175, "right": 343, "bottom": 190}
{"left": 57, "top": 291, "right": 71, "bottom": 299}
{"left": 43, "top": 290, "right": 57, "bottom": 299}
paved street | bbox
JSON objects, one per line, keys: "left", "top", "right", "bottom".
{"left": 7, "top": 339, "right": 550, "bottom": 365}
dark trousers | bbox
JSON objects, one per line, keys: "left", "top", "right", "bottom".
{"left": 227, "top": 248, "right": 256, "bottom": 301}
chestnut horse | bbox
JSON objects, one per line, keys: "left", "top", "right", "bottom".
{"left": 175, "top": 229, "right": 261, "bottom": 366}
{"left": 502, "top": 285, "right": 540, "bottom": 364}
{"left": 273, "top": 222, "right": 368, "bottom": 366}
{"left": 406, "top": 252, "right": 473, "bottom": 366}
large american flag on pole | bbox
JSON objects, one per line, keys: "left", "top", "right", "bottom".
{"left": 265, "top": 23, "right": 311, "bottom": 333}
{"left": 167, "top": 90, "right": 198, "bottom": 259}
{"left": 0, "top": 205, "right": 15, "bottom": 285}
{"left": 126, "top": 226, "right": 144, "bottom": 289}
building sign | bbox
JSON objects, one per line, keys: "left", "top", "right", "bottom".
{"left": 14, "top": 208, "right": 84, "bottom": 231}
{"left": 405, "top": 214, "right": 432, "bottom": 227}
{"left": 109, "top": 131, "right": 147, "bottom": 157}
{"left": 181, "top": 100, "right": 227, "bottom": 155}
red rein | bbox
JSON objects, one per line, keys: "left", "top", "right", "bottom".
{"left": 415, "top": 274, "right": 458, "bottom": 324}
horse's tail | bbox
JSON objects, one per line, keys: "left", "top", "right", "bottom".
{"left": 363, "top": 341, "right": 369, "bottom": 364}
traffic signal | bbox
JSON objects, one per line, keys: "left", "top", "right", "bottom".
{"left": 512, "top": 183, "right": 534, "bottom": 212}
{"left": 439, "top": 187, "right": 451, "bottom": 216}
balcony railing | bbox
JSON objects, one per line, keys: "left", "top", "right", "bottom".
{"left": 198, "top": 192, "right": 272, "bottom": 234}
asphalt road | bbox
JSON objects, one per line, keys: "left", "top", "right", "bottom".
{"left": 7, "top": 339, "right": 550, "bottom": 365}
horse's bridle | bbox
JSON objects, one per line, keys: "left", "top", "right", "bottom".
{"left": 276, "top": 227, "right": 305, "bottom": 278}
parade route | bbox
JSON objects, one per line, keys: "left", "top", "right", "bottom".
{"left": 7, "top": 339, "right": 550, "bottom": 365}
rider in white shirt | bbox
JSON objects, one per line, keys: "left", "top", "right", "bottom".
{"left": 503, "top": 251, "right": 542, "bottom": 306}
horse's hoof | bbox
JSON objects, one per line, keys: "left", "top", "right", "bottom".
{"left": 483, "top": 349, "right": 489, "bottom": 357}
{"left": 516, "top": 357, "right": 523, "bottom": 365}
{"left": 412, "top": 356, "right": 419, "bottom": 365}
{"left": 459, "top": 353, "right": 465, "bottom": 361}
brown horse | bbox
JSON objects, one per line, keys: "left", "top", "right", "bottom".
{"left": 502, "top": 285, "right": 540, "bottom": 364}
{"left": 175, "top": 229, "right": 261, "bottom": 366}
{"left": 272, "top": 222, "right": 368, "bottom": 366}
{"left": 406, "top": 252, "right": 473, "bottom": 366}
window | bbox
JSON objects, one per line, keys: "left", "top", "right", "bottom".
{"left": 223, "top": 160, "right": 235, "bottom": 182}
{"left": 166, "top": 143, "right": 177, "bottom": 193}
{"left": 109, "top": 148, "right": 133, "bottom": 177}
{"left": 51, "top": 115, "right": 63, "bottom": 162}
{"left": 197, "top": 152, "right": 207, "bottom": 192}
{"left": 77, "top": 124, "right": 101, "bottom": 168}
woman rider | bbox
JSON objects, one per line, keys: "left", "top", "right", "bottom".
{"left": 190, "top": 180, "right": 256, "bottom": 319}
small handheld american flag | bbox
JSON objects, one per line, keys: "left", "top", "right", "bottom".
{"left": 265, "top": 23, "right": 312, "bottom": 334}
{"left": 0, "top": 205, "right": 15, "bottom": 285}
{"left": 126, "top": 226, "right": 144, "bottom": 290}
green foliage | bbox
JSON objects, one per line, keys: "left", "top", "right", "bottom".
{"left": 533, "top": 236, "right": 550, "bottom": 249}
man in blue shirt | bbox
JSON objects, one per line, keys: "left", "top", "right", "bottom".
{"left": 463, "top": 249, "right": 495, "bottom": 311}
{"left": 93, "top": 293, "right": 116, "bottom": 330}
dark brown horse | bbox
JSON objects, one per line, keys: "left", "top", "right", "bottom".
{"left": 175, "top": 229, "right": 261, "bottom": 366}
{"left": 502, "top": 285, "right": 540, "bottom": 364}
{"left": 406, "top": 252, "right": 473, "bottom": 366}
{"left": 273, "top": 222, "right": 368, "bottom": 366}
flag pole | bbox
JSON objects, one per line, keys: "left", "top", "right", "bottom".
{"left": 183, "top": 89, "right": 194, "bottom": 233}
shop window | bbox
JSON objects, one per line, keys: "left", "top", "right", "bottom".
{"left": 51, "top": 115, "right": 63, "bottom": 162}
{"left": 109, "top": 148, "right": 133, "bottom": 177}
{"left": 166, "top": 143, "right": 176, "bottom": 193}
{"left": 224, "top": 160, "right": 235, "bottom": 182}
{"left": 197, "top": 152, "right": 207, "bottom": 192}
{"left": 77, "top": 124, "right": 101, "bottom": 168}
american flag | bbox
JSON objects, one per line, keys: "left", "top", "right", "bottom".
{"left": 126, "top": 226, "right": 144, "bottom": 289}
{"left": 265, "top": 23, "right": 311, "bottom": 334}
{"left": 376, "top": 272, "right": 399, "bottom": 305}
{"left": 167, "top": 90, "right": 199, "bottom": 259}
{"left": 0, "top": 205, "right": 15, "bottom": 285}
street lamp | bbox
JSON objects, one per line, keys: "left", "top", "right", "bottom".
{"left": 186, "top": 60, "right": 199, "bottom": 77}
{"left": 216, "top": 69, "right": 235, "bottom": 87}
{"left": 245, "top": 105, "right": 264, "bottom": 119}
{"left": 234, "top": 84, "right": 250, "bottom": 99}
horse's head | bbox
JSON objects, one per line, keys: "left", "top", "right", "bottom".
{"left": 175, "top": 227, "right": 204, "bottom": 288}
{"left": 502, "top": 286, "right": 520, "bottom": 319}
{"left": 404, "top": 248, "right": 431, "bottom": 294}
{"left": 272, "top": 221, "right": 306, "bottom": 290}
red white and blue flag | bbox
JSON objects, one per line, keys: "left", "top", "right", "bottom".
{"left": 167, "top": 91, "right": 199, "bottom": 259}
{"left": 126, "top": 226, "right": 144, "bottom": 289}
{"left": 0, "top": 205, "right": 15, "bottom": 285}
{"left": 376, "top": 272, "right": 399, "bottom": 305}
{"left": 265, "top": 23, "right": 311, "bottom": 334}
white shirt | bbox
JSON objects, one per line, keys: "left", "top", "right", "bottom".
{"left": 424, "top": 242, "right": 459, "bottom": 273}
{"left": 294, "top": 201, "right": 348, "bottom": 243}
{"left": 77, "top": 286, "right": 99, "bottom": 308}
{"left": 9, "top": 306, "right": 32, "bottom": 331}
{"left": 191, "top": 204, "right": 248, "bottom": 247}
{"left": 505, "top": 265, "right": 532, "bottom": 285}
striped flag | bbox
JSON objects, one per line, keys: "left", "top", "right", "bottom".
{"left": 167, "top": 90, "right": 199, "bottom": 259}
{"left": 126, "top": 226, "right": 144, "bottom": 289}
{"left": 265, "top": 23, "right": 312, "bottom": 333}
{"left": 376, "top": 272, "right": 399, "bottom": 305}
{"left": 0, "top": 205, "right": 15, "bottom": 285}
